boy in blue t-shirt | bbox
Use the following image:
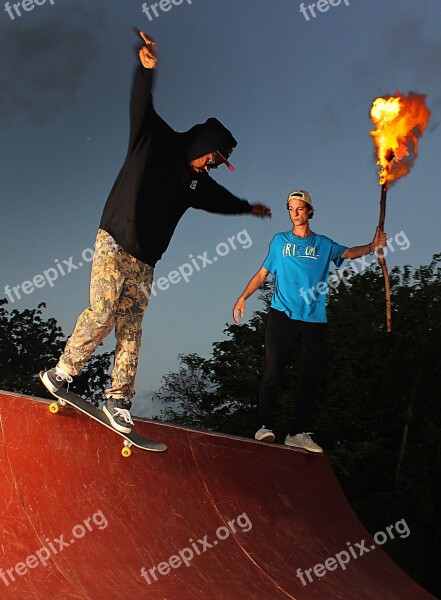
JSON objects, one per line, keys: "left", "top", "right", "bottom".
{"left": 233, "top": 189, "right": 386, "bottom": 453}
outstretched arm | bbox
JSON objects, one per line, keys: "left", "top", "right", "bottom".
{"left": 233, "top": 267, "right": 269, "bottom": 324}
{"left": 191, "top": 177, "right": 272, "bottom": 217}
{"left": 341, "top": 226, "right": 387, "bottom": 260}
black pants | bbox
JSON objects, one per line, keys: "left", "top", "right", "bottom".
{"left": 258, "top": 308, "right": 328, "bottom": 435}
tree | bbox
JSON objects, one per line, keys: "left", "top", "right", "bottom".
{"left": 0, "top": 299, "right": 113, "bottom": 406}
{"left": 153, "top": 353, "right": 219, "bottom": 428}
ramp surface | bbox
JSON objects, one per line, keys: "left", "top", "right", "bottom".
{"left": 0, "top": 391, "right": 435, "bottom": 599}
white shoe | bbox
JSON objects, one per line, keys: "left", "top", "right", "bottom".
{"left": 255, "top": 426, "right": 275, "bottom": 442}
{"left": 284, "top": 432, "right": 323, "bottom": 453}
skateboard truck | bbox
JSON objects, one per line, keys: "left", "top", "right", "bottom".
{"left": 122, "top": 440, "right": 132, "bottom": 458}
{"left": 49, "top": 399, "right": 65, "bottom": 412}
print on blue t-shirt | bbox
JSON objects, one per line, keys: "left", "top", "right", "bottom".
{"left": 262, "top": 231, "right": 347, "bottom": 323}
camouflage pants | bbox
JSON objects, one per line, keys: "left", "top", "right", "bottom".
{"left": 58, "top": 229, "right": 154, "bottom": 400}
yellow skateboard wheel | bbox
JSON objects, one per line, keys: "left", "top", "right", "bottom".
{"left": 122, "top": 447, "right": 132, "bottom": 458}
{"left": 49, "top": 403, "right": 59, "bottom": 414}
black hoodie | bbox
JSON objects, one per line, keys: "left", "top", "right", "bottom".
{"left": 99, "top": 66, "right": 252, "bottom": 267}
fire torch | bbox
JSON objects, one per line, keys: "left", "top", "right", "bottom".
{"left": 369, "top": 92, "right": 431, "bottom": 332}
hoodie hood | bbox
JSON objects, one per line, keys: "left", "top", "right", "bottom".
{"left": 183, "top": 117, "right": 237, "bottom": 162}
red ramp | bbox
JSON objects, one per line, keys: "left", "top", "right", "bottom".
{"left": 0, "top": 391, "right": 436, "bottom": 599}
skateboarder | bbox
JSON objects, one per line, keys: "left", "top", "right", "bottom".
{"left": 41, "top": 31, "right": 271, "bottom": 434}
{"left": 233, "top": 189, "right": 386, "bottom": 452}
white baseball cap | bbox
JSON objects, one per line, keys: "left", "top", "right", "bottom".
{"left": 287, "top": 189, "right": 313, "bottom": 208}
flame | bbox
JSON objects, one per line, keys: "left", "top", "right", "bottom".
{"left": 370, "top": 91, "right": 431, "bottom": 185}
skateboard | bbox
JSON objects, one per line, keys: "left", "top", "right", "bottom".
{"left": 40, "top": 374, "right": 167, "bottom": 457}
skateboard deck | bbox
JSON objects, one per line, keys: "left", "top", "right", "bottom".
{"left": 40, "top": 374, "right": 167, "bottom": 457}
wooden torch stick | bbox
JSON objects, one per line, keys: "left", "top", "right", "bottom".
{"left": 378, "top": 181, "right": 392, "bottom": 332}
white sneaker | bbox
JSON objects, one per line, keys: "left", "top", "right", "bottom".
{"left": 284, "top": 432, "right": 323, "bottom": 453}
{"left": 255, "top": 426, "right": 275, "bottom": 442}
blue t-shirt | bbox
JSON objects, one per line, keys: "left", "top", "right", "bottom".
{"left": 263, "top": 231, "right": 347, "bottom": 323}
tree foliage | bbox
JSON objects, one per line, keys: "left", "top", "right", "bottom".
{"left": 0, "top": 299, "right": 113, "bottom": 406}
{"left": 154, "top": 256, "right": 441, "bottom": 596}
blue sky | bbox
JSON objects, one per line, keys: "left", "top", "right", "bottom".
{"left": 1, "top": 0, "right": 440, "bottom": 416}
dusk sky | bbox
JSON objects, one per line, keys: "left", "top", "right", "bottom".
{"left": 1, "top": 0, "right": 440, "bottom": 417}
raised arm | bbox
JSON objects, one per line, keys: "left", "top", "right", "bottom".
{"left": 233, "top": 267, "right": 269, "bottom": 324}
{"left": 128, "top": 31, "right": 158, "bottom": 149}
